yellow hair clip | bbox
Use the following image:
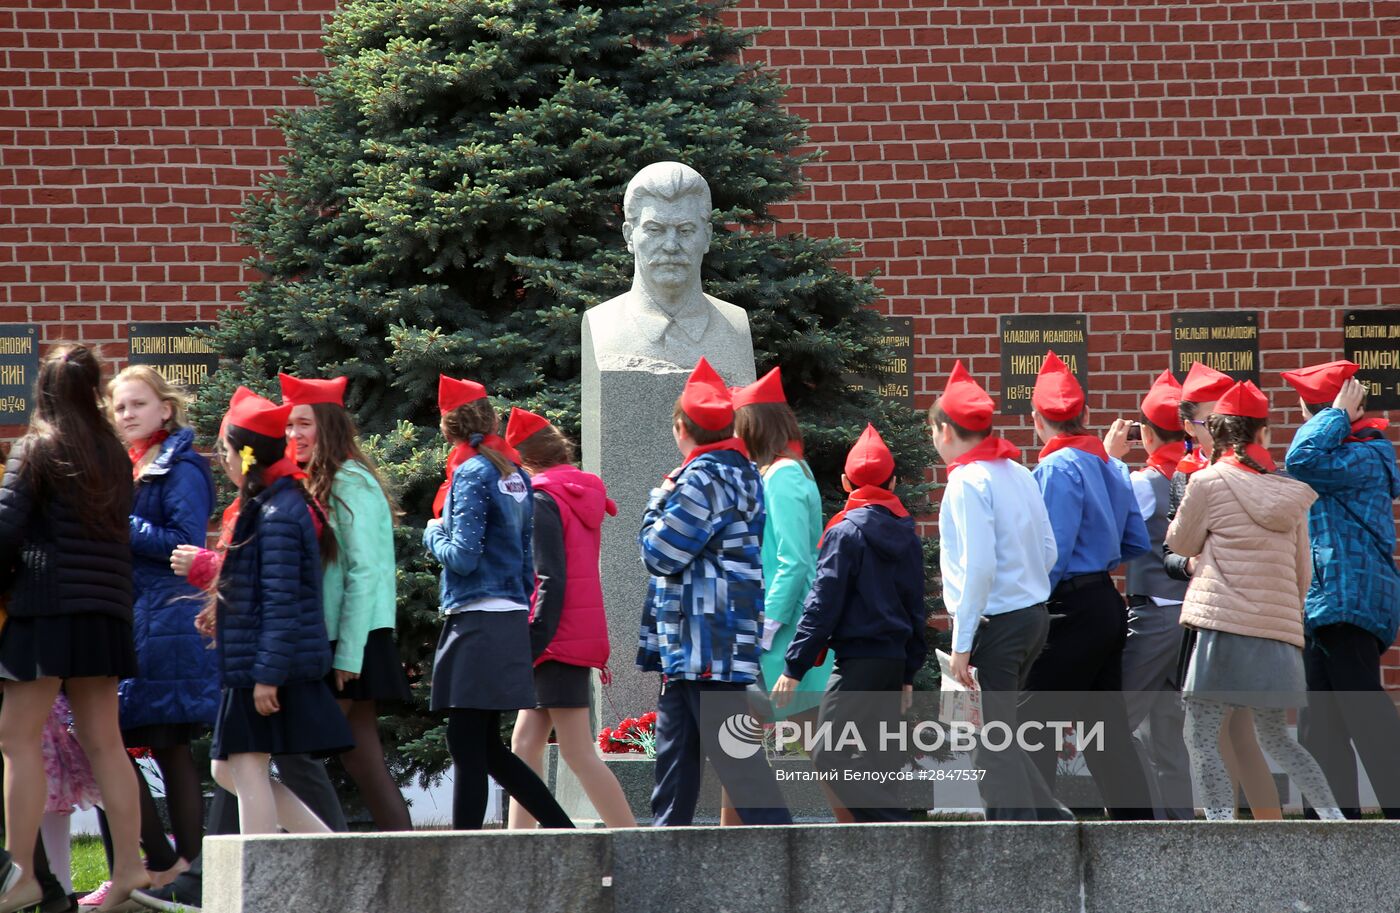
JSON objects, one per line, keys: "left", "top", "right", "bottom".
{"left": 240, "top": 445, "right": 256, "bottom": 475}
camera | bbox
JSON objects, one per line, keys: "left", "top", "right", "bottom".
{"left": 1126, "top": 422, "right": 1142, "bottom": 442}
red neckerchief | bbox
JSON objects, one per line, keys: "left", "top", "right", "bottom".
{"left": 1220, "top": 444, "right": 1277, "bottom": 474}
{"left": 947, "top": 435, "right": 1021, "bottom": 475}
{"left": 432, "top": 436, "right": 520, "bottom": 518}
{"left": 217, "top": 499, "right": 240, "bottom": 550}
{"left": 819, "top": 485, "right": 909, "bottom": 547}
{"left": 1347, "top": 418, "right": 1390, "bottom": 443}
{"left": 127, "top": 429, "right": 170, "bottom": 477}
{"left": 1177, "top": 448, "right": 1209, "bottom": 477}
{"left": 681, "top": 437, "right": 750, "bottom": 467}
{"left": 1145, "top": 441, "right": 1186, "bottom": 480}
{"left": 787, "top": 439, "right": 805, "bottom": 459}
{"left": 1038, "top": 434, "right": 1109, "bottom": 463}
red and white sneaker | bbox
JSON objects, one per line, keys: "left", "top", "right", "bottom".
{"left": 77, "top": 880, "right": 111, "bottom": 911}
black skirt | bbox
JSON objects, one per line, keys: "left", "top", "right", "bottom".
{"left": 211, "top": 680, "right": 354, "bottom": 761}
{"left": 327, "top": 628, "right": 414, "bottom": 705}
{"left": 430, "top": 610, "right": 536, "bottom": 712}
{"left": 533, "top": 661, "right": 592, "bottom": 709}
{"left": 122, "top": 723, "right": 209, "bottom": 751}
{"left": 0, "top": 614, "right": 138, "bottom": 682}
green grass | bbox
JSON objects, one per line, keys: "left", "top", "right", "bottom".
{"left": 70, "top": 837, "right": 109, "bottom": 894}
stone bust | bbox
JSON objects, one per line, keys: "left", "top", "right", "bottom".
{"left": 582, "top": 162, "right": 754, "bottom": 376}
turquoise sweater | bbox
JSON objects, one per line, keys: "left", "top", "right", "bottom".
{"left": 758, "top": 459, "right": 834, "bottom": 702}
{"left": 322, "top": 461, "right": 398, "bottom": 674}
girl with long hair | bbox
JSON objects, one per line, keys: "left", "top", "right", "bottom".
{"left": 0, "top": 345, "right": 148, "bottom": 913}
{"left": 503, "top": 408, "right": 635, "bottom": 829}
{"left": 1166, "top": 381, "right": 1343, "bottom": 820}
{"left": 730, "top": 368, "right": 847, "bottom": 825}
{"left": 425, "top": 377, "right": 573, "bottom": 830}
{"left": 206, "top": 390, "right": 352, "bottom": 834}
{"left": 104, "top": 364, "right": 218, "bottom": 882}
{"left": 280, "top": 373, "right": 413, "bottom": 831}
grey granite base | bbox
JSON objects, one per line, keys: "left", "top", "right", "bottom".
{"left": 203, "top": 821, "right": 1400, "bottom": 913}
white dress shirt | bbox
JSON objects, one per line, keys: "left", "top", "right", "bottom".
{"left": 940, "top": 457, "right": 1058, "bottom": 654}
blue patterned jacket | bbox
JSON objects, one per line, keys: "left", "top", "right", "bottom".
{"left": 1285, "top": 408, "right": 1400, "bottom": 646}
{"left": 636, "top": 448, "right": 765, "bottom": 683}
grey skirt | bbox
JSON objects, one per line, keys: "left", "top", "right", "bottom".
{"left": 430, "top": 610, "right": 537, "bottom": 712}
{"left": 1182, "top": 628, "right": 1307, "bottom": 709}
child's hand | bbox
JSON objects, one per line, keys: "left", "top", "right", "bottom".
{"left": 1102, "top": 418, "right": 1133, "bottom": 461}
{"left": 333, "top": 669, "right": 360, "bottom": 691}
{"left": 949, "top": 651, "right": 977, "bottom": 690}
{"left": 771, "top": 674, "right": 799, "bottom": 709}
{"left": 1333, "top": 377, "right": 1367, "bottom": 420}
{"left": 425, "top": 517, "right": 442, "bottom": 529}
{"left": 170, "top": 544, "right": 202, "bottom": 577}
{"left": 253, "top": 683, "right": 281, "bottom": 716}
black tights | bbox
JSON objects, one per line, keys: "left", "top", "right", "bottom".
{"left": 337, "top": 700, "right": 411, "bottom": 831}
{"left": 100, "top": 746, "right": 203, "bottom": 872}
{"left": 445, "top": 709, "right": 573, "bottom": 830}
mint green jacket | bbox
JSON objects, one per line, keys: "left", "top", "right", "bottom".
{"left": 322, "top": 461, "right": 397, "bottom": 674}
{"left": 758, "top": 459, "right": 834, "bottom": 705}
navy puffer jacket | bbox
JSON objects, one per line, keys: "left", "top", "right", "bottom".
{"left": 119, "top": 427, "right": 220, "bottom": 730}
{"left": 216, "top": 476, "right": 331, "bottom": 688}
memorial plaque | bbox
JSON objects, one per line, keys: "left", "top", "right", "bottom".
{"left": 128, "top": 323, "right": 219, "bottom": 389}
{"left": 1343, "top": 310, "right": 1400, "bottom": 410}
{"left": 1170, "top": 311, "right": 1259, "bottom": 384}
{"left": 999, "top": 315, "right": 1089, "bottom": 415}
{"left": 0, "top": 324, "right": 39, "bottom": 425}
{"left": 845, "top": 316, "right": 915, "bottom": 408}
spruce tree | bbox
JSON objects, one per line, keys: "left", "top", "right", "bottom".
{"left": 205, "top": 0, "right": 940, "bottom": 781}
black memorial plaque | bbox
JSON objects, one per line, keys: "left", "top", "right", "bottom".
{"left": 1343, "top": 310, "right": 1400, "bottom": 410}
{"left": 0, "top": 324, "right": 39, "bottom": 425}
{"left": 128, "top": 323, "right": 219, "bottom": 389}
{"left": 1170, "top": 311, "right": 1260, "bottom": 384}
{"left": 999, "top": 314, "right": 1089, "bottom": 415}
{"left": 845, "top": 316, "right": 915, "bottom": 408}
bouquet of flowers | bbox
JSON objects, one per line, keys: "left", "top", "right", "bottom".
{"left": 598, "top": 711, "right": 658, "bottom": 758}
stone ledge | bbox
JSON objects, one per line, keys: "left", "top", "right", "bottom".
{"left": 204, "top": 821, "right": 1400, "bottom": 913}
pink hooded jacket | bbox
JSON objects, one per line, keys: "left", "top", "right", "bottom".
{"left": 530, "top": 465, "right": 615, "bottom": 670}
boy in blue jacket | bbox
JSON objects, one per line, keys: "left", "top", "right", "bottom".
{"left": 1284, "top": 361, "right": 1400, "bottom": 818}
{"left": 638, "top": 358, "right": 792, "bottom": 826}
{"left": 1023, "top": 351, "right": 1154, "bottom": 819}
{"left": 774, "top": 424, "right": 927, "bottom": 822}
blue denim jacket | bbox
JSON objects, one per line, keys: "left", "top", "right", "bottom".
{"left": 424, "top": 455, "right": 534, "bottom": 611}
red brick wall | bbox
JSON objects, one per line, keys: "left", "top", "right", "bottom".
{"left": 4, "top": 0, "right": 1400, "bottom": 674}
{"left": 0, "top": 0, "right": 337, "bottom": 364}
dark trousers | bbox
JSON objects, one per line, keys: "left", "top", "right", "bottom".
{"left": 811, "top": 657, "right": 913, "bottom": 823}
{"left": 651, "top": 679, "right": 792, "bottom": 826}
{"left": 1020, "top": 575, "right": 1154, "bottom": 819}
{"left": 445, "top": 709, "right": 573, "bottom": 830}
{"left": 971, "top": 605, "right": 1070, "bottom": 820}
{"left": 1299, "top": 622, "right": 1400, "bottom": 819}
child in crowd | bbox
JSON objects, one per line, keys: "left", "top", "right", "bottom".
{"left": 1169, "top": 362, "right": 1279, "bottom": 819}
{"left": 1023, "top": 351, "right": 1153, "bottom": 819}
{"left": 1165, "top": 381, "right": 1344, "bottom": 820}
{"left": 639, "top": 359, "right": 791, "bottom": 826}
{"left": 107, "top": 365, "right": 219, "bottom": 883}
{"left": 207, "top": 390, "right": 353, "bottom": 835}
{"left": 929, "top": 363, "right": 1067, "bottom": 821}
{"left": 731, "top": 368, "right": 846, "bottom": 825}
{"left": 1107, "top": 369, "right": 1194, "bottom": 819}
{"left": 775, "top": 423, "right": 926, "bottom": 822}
{"left": 425, "top": 377, "right": 573, "bottom": 830}
{"left": 0, "top": 345, "right": 147, "bottom": 913}
{"left": 504, "top": 408, "right": 635, "bottom": 829}
{"left": 1283, "top": 362, "right": 1400, "bottom": 817}
{"left": 281, "top": 373, "right": 413, "bottom": 831}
